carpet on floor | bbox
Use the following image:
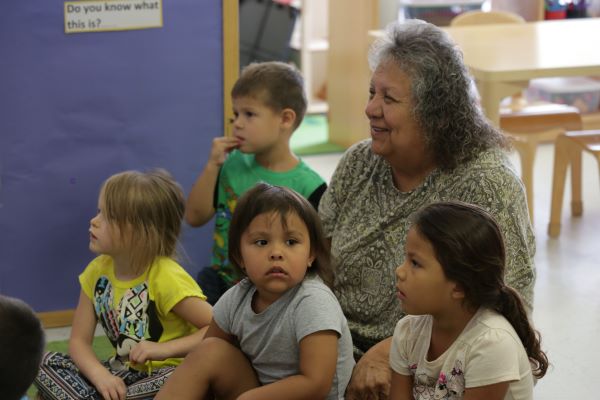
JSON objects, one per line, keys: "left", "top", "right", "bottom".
{"left": 290, "top": 114, "right": 344, "bottom": 156}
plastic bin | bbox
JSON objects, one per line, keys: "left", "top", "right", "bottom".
{"left": 526, "top": 77, "right": 600, "bottom": 114}
{"left": 239, "top": 0, "right": 299, "bottom": 68}
{"left": 400, "top": 0, "right": 484, "bottom": 26}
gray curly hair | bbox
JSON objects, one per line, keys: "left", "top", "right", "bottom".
{"left": 368, "top": 19, "right": 508, "bottom": 171}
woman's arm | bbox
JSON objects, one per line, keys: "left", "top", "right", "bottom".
{"left": 389, "top": 371, "right": 414, "bottom": 400}
{"left": 345, "top": 337, "right": 392, "bottom": 400}
{"left": 128, "top": 296, "right": 213, "bottom": 364}
{"left": 69, "top": 290, "right": 127, "bottom": 400}
{"left": 237, "top": 330, "right": 339, "bottom": 400}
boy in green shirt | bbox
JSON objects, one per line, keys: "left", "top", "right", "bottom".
{"left": 185, "top": 61, "right": 327, "bottom": 304}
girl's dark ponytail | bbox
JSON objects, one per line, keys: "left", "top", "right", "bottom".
{"left": 496, "top": 285, "right": 548, "bottom": 379}
{"left": 412, "top": 201, "right": 549, "bottom": 381}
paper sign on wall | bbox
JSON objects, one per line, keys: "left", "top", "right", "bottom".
{"left": 64, "top": 0, "right": 163, "bottom": 33}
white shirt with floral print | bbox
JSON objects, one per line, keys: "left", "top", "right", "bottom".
{"left": 390, "top": 308, "right": 534, "bottom": 400}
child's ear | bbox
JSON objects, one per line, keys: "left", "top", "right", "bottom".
{"left": 280, "top": 108, "right": 296, "bottom": 130}
{"left": 307, "top": 254, "right": 316, "bottom": 268}
{"left": 451, "top": 283, "right": 466, "bottom": 300}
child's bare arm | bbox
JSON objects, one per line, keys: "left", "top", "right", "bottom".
{"left": 389, "top": 371, "right": 414, "bottom": 400}
{"left": 69, "top": 290, "right": 127, "bottom": 400}
{"left": 128, "top": 296, "right": 213, "bottom": 364}
{"left": 185, "top": 136, "right": 239, "bottom": 227}
{"left": 238, "top": 330, "right": 339, "bottom": 400}
{"left": 204, "top": 317, "right": 236, "bottom": 342}
{"left": 155, "top": 319, "right": 251, "bottom": 400}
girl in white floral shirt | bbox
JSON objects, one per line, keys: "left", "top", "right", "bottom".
{"left": 390, "top": 201, "right": 548, "bottom": 400}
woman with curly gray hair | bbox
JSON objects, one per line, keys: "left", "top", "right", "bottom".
{"left": 318, "top": 19, "right": 535, "bottom": 400}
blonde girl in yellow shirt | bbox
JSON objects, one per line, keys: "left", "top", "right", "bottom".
{"left": 34, "top": 169, "right": 212, "bottom": 400}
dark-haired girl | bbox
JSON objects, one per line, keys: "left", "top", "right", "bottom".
{"left": 390, "top": 201, "right": 547, "bottom": 400}
{"left": 157, "top": 183, "right": 354, "bottom": 400}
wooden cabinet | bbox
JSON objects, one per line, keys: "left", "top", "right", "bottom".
{"left": 327, "top": 0, "right": 379, "bottom": 147}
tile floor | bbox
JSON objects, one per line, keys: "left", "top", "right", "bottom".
{"left": 45, "top": 143, "right": 600, "bottom": 399}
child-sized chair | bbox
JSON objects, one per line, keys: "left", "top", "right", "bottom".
{"left": 449, "top": 9, "right": 526, "bottom": 26}
{"left": 450, "top": 10, "right": 584, "bottom": 222}
{"left": 500, "top": 103, "right": 583, "bottom": 221}
{"left": 548, "top": 130, "right": 600, "bottom": 237}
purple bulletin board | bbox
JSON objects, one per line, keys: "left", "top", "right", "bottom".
{"left": 0, "top": 1, "right": 222, "bottom": 312}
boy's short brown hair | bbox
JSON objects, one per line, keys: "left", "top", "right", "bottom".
{"left": 232, "top": 61, "right": 307, "bottom": 129}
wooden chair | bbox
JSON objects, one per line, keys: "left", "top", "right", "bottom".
{"left": 450, "top": 10, "right": 584, "bottom": 222}
{"left": 548, "top": 130, "right": 600, "bottom": 237}
{"left": 487, "top": 0, "right": 545, "bottom": 21}
{"left": 500, "top": 104, "right": 583, "bottom": 220}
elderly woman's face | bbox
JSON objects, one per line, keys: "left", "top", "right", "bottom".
{"left": 365, "top": 59, "right": 430, "bottom": 169}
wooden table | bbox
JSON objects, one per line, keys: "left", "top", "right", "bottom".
{"left": 445, "top": 18, "right": 600, "bottom": 125}
{"left": 327, "top": 18, "right": 600, "bottom": 147}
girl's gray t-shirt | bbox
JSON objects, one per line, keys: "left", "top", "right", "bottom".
{"left": 213, "top": 275, "right": 355, "bottom": 399}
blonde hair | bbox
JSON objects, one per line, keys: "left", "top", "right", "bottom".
{"left": 100, "top": 169, "right": 185, "bottom": 275}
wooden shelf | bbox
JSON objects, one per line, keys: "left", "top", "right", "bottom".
{"left": 295, "top": 0, "right": 330, "bottom": 114}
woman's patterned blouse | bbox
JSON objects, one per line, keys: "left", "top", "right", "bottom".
{"left": 319, "top": 140, "right": 535, "bottom": 356}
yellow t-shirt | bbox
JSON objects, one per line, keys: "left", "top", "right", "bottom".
{"left": 79, "top": 255, "right": 206, "bottom": 371}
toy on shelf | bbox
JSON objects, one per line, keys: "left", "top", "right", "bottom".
{"left": 545, "top": 0, "right": 589, "bottom": 19}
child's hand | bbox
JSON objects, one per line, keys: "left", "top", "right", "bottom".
{"left": 129, "top": 340, "right": 168, "bottom": 364}
{"left": 93, "top": 370, "right": 127, "bottom": 400}
{"left": 208, "top": 137, "right": 240, "bottom": 167}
